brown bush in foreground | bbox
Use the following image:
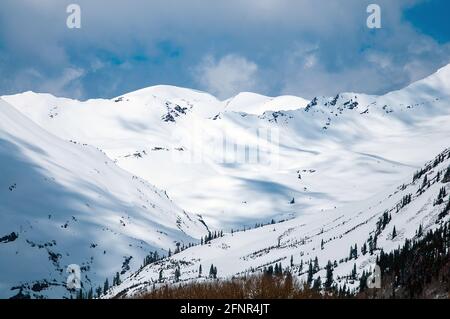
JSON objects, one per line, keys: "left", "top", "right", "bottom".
{"left": 140, "top": 273, "right": 331, "bottom": 299}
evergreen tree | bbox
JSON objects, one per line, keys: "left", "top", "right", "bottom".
{"left": 359, "top": 271, "right": 368, "bottom": 292}
{"left": 96, "top": 286, "right": 102, "bottom": 298}
{"left": 392, "top": 226, "right": 397, "bottom": 239}
{"left": 442, "top": 166, "right": 450, "bottom": 183}
{"left": 209, "top": 264, "right": 217, "bottom": 279}
{"left": 422, "top": 174, "right": 428, "bottom": 188}
{"left": 266, "top": 265, "right": 274, "bottom": 276}
{"left": 290, "top": 255, "right": 294, "bottom": 267}
{"left": 87, "top": 288, "right": 93, "bottom": 299}
{"left": 174, "top": 266, "right": 181, "bottom": 282}
{"left": 313, "top": 256, "right": 319, "bottom": 273}
{"left": 113, "top": 272, "right": 121, "bottom": 286}
{"left": 351, "top": 263, "right": 357, "bottom": 280}
{"left": 349, "top": 244, "right": 358, "bottom": 259}
{"left": 361, "top": 242, "right": 367, "bottom": 255}
{"left": 198, "top": 264, "right": 202, "bottom": 277}
{"left": 417, "top": 224, "right": 423, "bottom": 237}
{"left": 159, "top": 269, "right": 163, "bottom": 282}
{"left": 368, "top": 235, "right": 374, "bottom": 255}
{"left": 103, "top": 278, "right": 109, "bottom": 295}
{"left": 307, "top": 262, "right": 313, "bottom": 285}
{"left": 324, "top": 261, "right": 333, "bottom": 291}
{"left": 312, "top": 276, "right": 322, "bottom": 290}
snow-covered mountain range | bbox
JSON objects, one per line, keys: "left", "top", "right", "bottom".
{"left": 1, "top": 63, "right": 450, "bottom": 298}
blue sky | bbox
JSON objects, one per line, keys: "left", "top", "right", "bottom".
{"left": 0, "top": 0, "right": 449, "bottom": 100}
{"left": 404, "top": 0, "right": 450, "bottom": 43}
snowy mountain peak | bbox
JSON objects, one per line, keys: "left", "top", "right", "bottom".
{"left": 3, "top": 64, "right": 450, "bottom": 231}
{"left": 120, "top": 85, "right": 219, "bottom": 103}
{"left": 407, "top": 62, "right": 450, "bottom": 93}
{"left": 304, "top": 63, "right": 450, "bottom": 115}
{"left": 225, "top": 92, "right": 309, "bottom": 115}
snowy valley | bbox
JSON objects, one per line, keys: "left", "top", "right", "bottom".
{"left": 107, "top": 147, "right": 450, "bottom": 298}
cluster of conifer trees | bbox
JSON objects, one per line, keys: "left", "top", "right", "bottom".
{"left": 200, "top": 231, "right": 224, "bottom": 245}
{"left": 359, "top": 222, "right": 449, "bottom": 298}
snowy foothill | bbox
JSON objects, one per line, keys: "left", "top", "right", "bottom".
{"left": 0, "top": 98, "right": 207, "bottom": 298}
{"left": 106, "top": 147, "right": 450, "bottom": 297}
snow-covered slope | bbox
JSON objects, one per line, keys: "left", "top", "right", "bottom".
{"left": 2, "top": 63, "right": 450, "bottom": 299}
{"left": 0, "top": 98, "right": 207, "bottom": 298}
{"left": 107, "top": 148, "right": 450, "bottom": 298}
{"left": 3, "top": 65, "right": 450, "bottom": 232}
{"left": 224, "top": 92, "right": 309, "bottom": 114}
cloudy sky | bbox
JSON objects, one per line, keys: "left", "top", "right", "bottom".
{"left": 0, "top": 0, "right": 449, "bottom": 100}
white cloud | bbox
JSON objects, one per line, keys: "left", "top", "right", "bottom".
{"left": 11, "top": 67, "right": 86, "bottom": 98}
{"left": 303, "top": 54, "right": 318, "bottom": 69}
{"left": 194, "top": 54, "right": 260, "bottom": 99}
{"left": 49, "top": 68, "right": 84, "bottom": 92}
{"left": 1, "top": 0, "right": 449, "bottom": 99}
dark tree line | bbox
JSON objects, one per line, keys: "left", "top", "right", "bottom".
{"left": 398, "top": 194, "right": 412, "bottom": 210}
{"left": 434, "top": 187, "right": 447, "bottom": 206}
{"left": 376, "top": 211, "right": 392, "bottom": 235}
{"left": 413, "top": 150, "right": 449, "bottom": 183}
{"left": 201, "top": 231, "right": 224, "bottom": 245}
{"left": 142, "top": 250, "right": 163, "bottom": 268}
{"left": 209, "top": 264, "right": 218, "bottom": 279}
{"left": 264, "top": 262, "right": 284, "bottom": 277}
{"left": 361, "top": 222, "right": 450, "bottom": 298}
